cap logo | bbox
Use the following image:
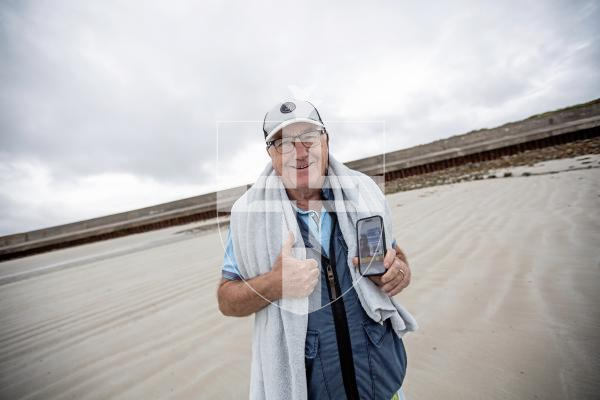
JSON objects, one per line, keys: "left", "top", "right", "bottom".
{"left": 280, "top": 102, "right": 296, "bottom": 113}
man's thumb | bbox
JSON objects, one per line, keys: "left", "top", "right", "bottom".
{"left": 281, "top": 231, "right": 295, "bottom": 256}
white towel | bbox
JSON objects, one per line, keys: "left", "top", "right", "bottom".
{"left": 229, "top": 154, "right": 418, "bottom": 400}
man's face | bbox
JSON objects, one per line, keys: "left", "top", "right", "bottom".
{"left": 267, "top": 122, "right": 329, "bottom": 190}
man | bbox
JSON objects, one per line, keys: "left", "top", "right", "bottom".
{"left": 217, "top": 100, "right": 414, "bottom": 400}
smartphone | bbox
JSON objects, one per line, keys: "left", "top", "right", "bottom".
{"left": 356, "top": 215, "right": 387, "bottom": 276}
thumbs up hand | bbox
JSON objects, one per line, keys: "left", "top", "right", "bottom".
{"left": 271, "top": 231, "right": 320, "bottom": 298}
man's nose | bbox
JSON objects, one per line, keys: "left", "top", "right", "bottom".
{"left": 292, "top": 141, "right": 309, "bottom": 157}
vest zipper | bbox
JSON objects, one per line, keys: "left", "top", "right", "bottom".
{"left": 326, "top": 264, "right": 338, "bottom": 300}
{"left": 322, "top": 214, "right": 360, "bottom": 400}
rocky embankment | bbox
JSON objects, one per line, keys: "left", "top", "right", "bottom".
{"left": 386, "top": 136, "right": 600, "bottom": 193}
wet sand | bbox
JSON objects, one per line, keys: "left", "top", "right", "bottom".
{"left": 0, "top": 155, "right": 599, "bottom": 399}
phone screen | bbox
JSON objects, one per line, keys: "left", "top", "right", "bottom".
{"left": 356, "top": 216, "right": 386, "bottom": 276}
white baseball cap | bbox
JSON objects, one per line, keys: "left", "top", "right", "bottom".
{"left": 262, "top": 100, "right": 325, "bottom": 142}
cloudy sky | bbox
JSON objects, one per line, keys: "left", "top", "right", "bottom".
{"left": 1, "top": 0, "right": 599, "bottom": 236}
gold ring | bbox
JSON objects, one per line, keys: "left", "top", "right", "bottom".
{"left": 398, "top": 267, "right": 406, "bottom": 282}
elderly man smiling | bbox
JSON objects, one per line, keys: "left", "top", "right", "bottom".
{"left": 217, "top": 100, "right": 417, "bottom": 400}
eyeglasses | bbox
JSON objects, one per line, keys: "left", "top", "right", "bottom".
{"left": 267, "top": 130, "right": 326, "bottom": 154}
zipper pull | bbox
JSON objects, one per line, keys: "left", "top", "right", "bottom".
{"left": 326, "top": 264, "right": 338, "bottom": 300}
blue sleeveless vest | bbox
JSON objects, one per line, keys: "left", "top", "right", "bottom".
{"left": 298, "top": 211, "right": 408, "bottom": 400}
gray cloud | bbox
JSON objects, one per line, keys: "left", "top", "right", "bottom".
{"left": 1, "top": 0, "right": 599, "bottom": 234}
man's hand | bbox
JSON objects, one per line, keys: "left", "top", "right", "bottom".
{"left": 352, "top": 244, "right": 411, "bottom": 296}
{"left": 271, "top": 231, "right": 320, "bottom": 298}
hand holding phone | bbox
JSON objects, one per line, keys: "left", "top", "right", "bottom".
{"left": 356, "top": 216, "right": 387, "bottom": 276}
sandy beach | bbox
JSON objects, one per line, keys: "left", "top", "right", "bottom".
{"left": 1, "top": 154, "right": 599, "bottom": 399}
